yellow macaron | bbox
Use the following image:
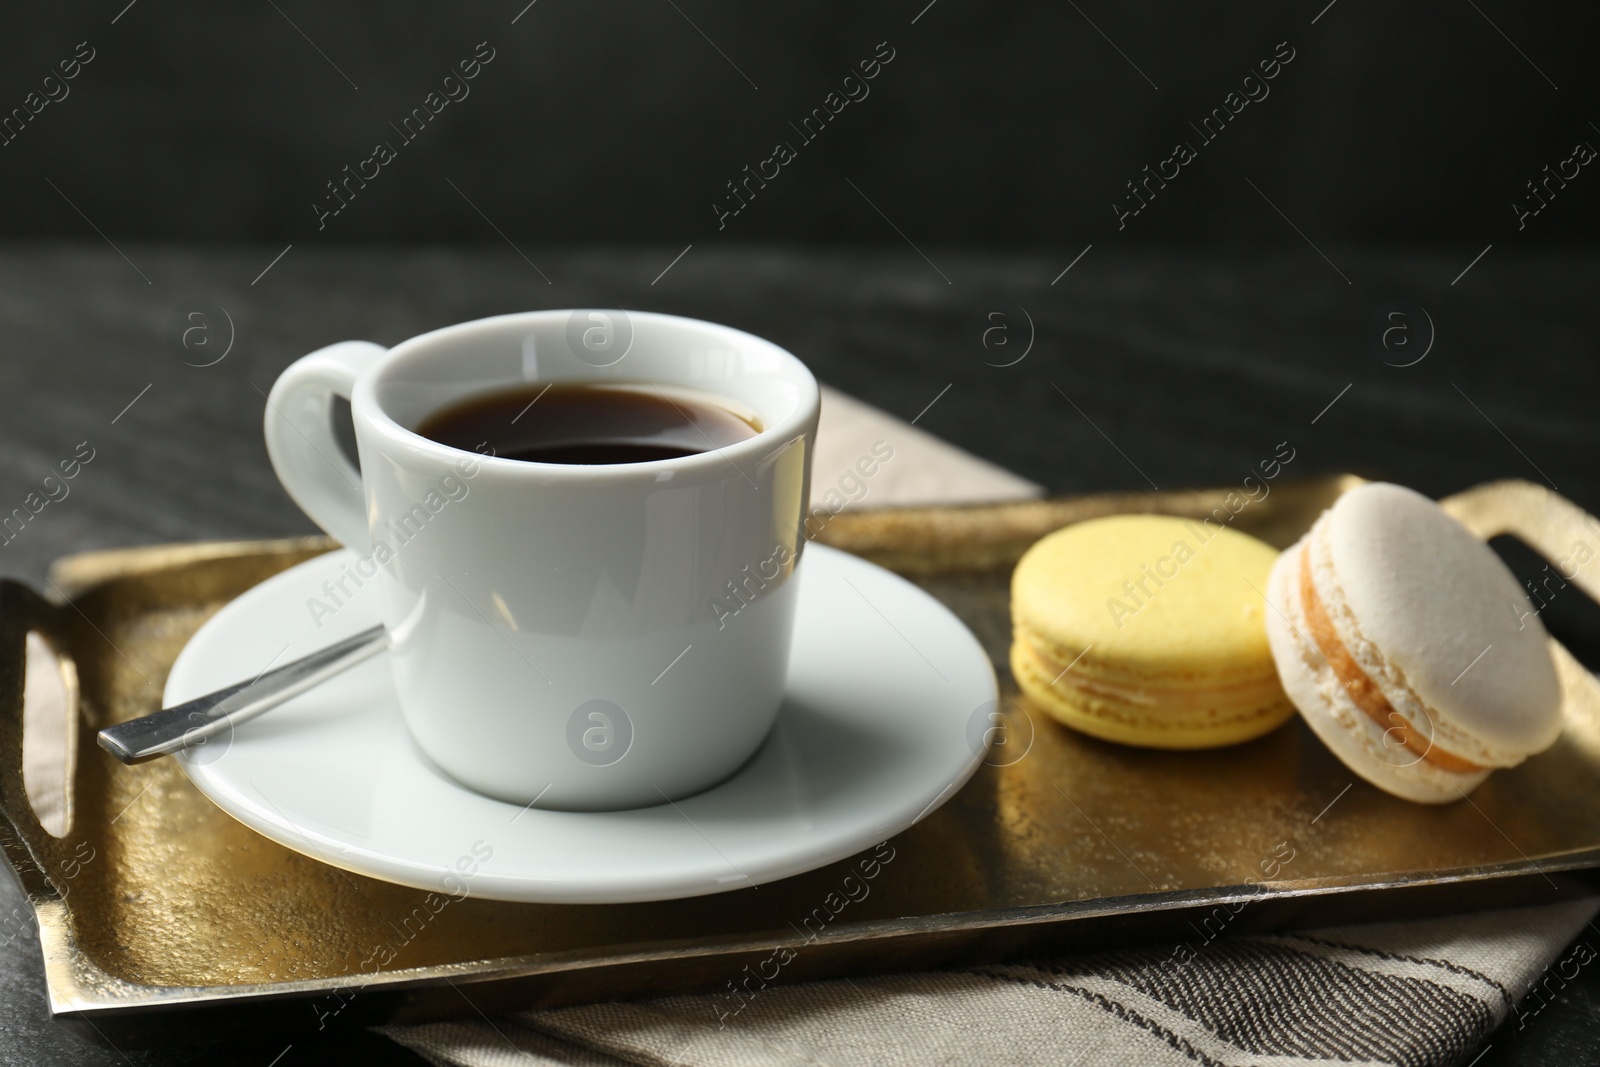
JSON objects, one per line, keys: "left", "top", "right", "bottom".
{"left": 1010, "top": 514, "right": 1293, "bottom": 749}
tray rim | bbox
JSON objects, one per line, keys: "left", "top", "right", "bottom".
{"left": 33, "top": 847, "right": 1600, "bottom": 1020}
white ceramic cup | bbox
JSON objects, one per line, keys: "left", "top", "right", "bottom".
{"left": 264, "top": 310, "right": 819, "bottom": 810}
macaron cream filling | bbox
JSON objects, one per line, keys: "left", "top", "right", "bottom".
{"left": 1016, "top": 633, "right": 1286, "bottom": 720}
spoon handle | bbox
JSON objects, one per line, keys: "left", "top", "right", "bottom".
{"left": 96, "top": 624, "right": 388, "bottom": 764}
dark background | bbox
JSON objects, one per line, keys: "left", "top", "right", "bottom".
{"left": 4, "top": 3, "right": 1600, "bottom": 1066}
{"left": 2, "top": 0, "right": 1598, "bottom": 244}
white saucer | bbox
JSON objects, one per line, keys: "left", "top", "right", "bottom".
{"left": 165, "top": 544, "right": 996, "bottom": 903}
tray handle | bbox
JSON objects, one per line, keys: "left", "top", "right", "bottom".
{"left": 1442, "top": 480, "right": 1600, "bottom": 607}
{"left": 0, "top": 579, "right": 81, "bottom": 899}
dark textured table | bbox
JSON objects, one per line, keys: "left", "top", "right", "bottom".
{"left": 2, "top": 244, "right": 1597, "bottom": 1065}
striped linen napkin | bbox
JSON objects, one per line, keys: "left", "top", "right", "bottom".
{"left": 373, "top": 385, "right": 1594, "bottom": 1066}
{"left": 384, "top": 899, "right": 1597, "bottom": 1066}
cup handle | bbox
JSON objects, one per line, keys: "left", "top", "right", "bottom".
{"left": 263, "top": 340, "right": 387, "bottom": 552}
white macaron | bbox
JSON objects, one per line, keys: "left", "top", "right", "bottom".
{"left": 1265, "top": 482, "right": 1562, "bottom": 803}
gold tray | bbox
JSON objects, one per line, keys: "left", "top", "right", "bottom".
{"left": 5, "top": 476, "right": 1600, "bottom": 1045}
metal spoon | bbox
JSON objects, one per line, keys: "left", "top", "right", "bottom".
{"left": 96, "top": 625, "right": 387, "bottom": 764}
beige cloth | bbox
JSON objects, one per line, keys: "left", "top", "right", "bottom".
{"left": 809, "top": 385, "right": 1041, "bottom": 509}
{"left": 380, "top": 389, "right": 1597, "bottom": 1067}
{"left": 385, "top": 900, "right": 1598, "bottom": 1066}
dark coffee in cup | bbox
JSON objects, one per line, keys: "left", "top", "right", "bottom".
{"left": 416, "top": 382, "right": 762, "bottom": 465}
